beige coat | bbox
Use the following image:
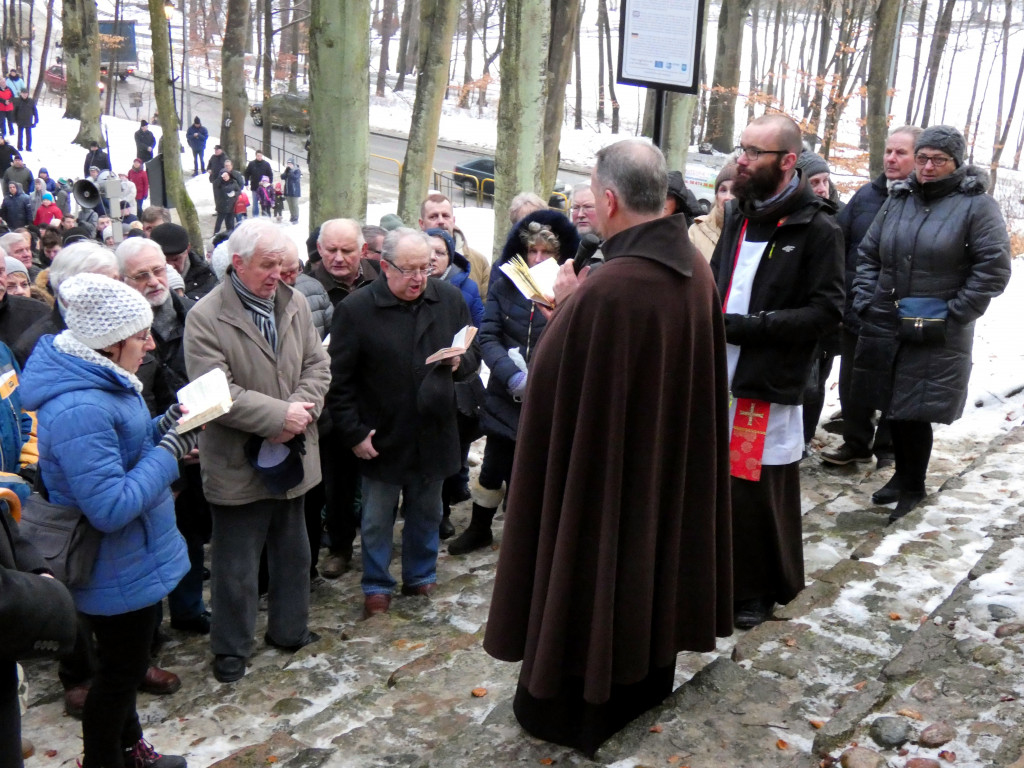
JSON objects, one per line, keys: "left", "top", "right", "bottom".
{"left": 454, "top": 227, "right": 491, "bottom": 297}
{"left": 688, "top": 204, "right": 724, "bottom": 263}
{"left": 184, "top": 279, "right": 330, "bottom": 506}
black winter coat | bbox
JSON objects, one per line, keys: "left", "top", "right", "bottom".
{"left": 134, "top": 129, "right": 156, "bottom": 162}
{"left": 244, "top": 158, "right": 273, "bottom": 190}
{"left": 851, "top": 165, "right": 1011, "bottom": 424}
{"left": 12, "top": 97, "right": 37, "bottom": 127}
{"left": 83, "top": 148, "right": 111, "bottom": 175}
{"left": 327, "top": 275, "right": 478, "bottom": 485}
{"left": 0, "top": 143, "right": 17, "bottom": 175}
{"left": 710, "top": 181, "right": 845, "bottom": 405}
{"left": 213, "top": 169, "right": 244, "bottom": 214}
{"left": 837, "top": 173, "right": 889, "bottom": 331}
{"left": 180, "top": 251, "right": 219, "bottom": 302}
{"left": 0, "top": 294, "right": 48, "bottom": 349}
{"left": 1, "top": 506, "right": 76, "bottom": 662}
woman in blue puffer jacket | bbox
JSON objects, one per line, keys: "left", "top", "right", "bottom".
{"left": 21, "top": 273, "right": 196, "bottom": 768}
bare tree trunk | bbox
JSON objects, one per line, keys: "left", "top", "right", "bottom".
{"left": 64, "top": 0, "right": 102, "bottom": 142}
{"left": 968, "top": 48, "right": 999, "bottom": 164}
{"left": 706, "top": 0, "right": 754, "bottom": 152}
{"left": 376, "top": 0, "right": 398, "bottom": 96}
{"left": 397, "top": 0, "right": 460, "bottom": 224}
{"left": 310, "top": 0, "right": 369, "bottom": 223}
{"left": 148, "top": 0, "right": 202, "bottom": 251}
{"left": 599, "top": 0, "right": 619, "bottom": 133}
{"left": 906, "top": 0, "right": 927, "bottom": 124}
{"left": 939, "top": 0, "right": 969, "bottom": 124}
{"left": 261, "top": 0, "right": 273, "bottom": 153}
{"left": 573, "top": 0, "right": 584, "bottom": 130}
{"left": 989, "top": 47, "right": 1024, "bottom": 190}
{"left": 805, "top": 0, "right": 833, "bottom": 139}
{"left": 31, "top": 0, "right": 55, "bottom": 103}
{"left": 919, "top": 0, "right": 956, "bottom": 128}
{"left": 395, "top": 0, "right": 415, "bottom": 91}
{"left": 1012, "top": 116, "right": 1023, "bottom": 170}
{"left": 220, "top": 0, "right": 250, "bottom": 168}
{"left": 540, "top": 0, "right": 581, "bottom": 193}
{"left": 290, "top": 0, "right": 302, "bottom": 93}
{"left": 765, "top": 0, "right": 782, "bottom": 101}
{"left": 492, "top": 0, "right": 550, "bottom": 257}
{"left": 963, "top": 0, "right": 993, "bottom": 143}
{"left": 747, "top": 0, "right": 760, "bottom": 124}
{"left": 457, "top": 0, "right": 475, "bottom": 107}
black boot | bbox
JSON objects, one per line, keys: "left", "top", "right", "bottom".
{"left": 439, "top": 502, "right": 455, "bottom": 539}
{"left": 448, "top": 503, "right": 495, "bottom": 555}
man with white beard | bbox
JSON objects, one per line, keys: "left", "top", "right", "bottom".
{"left": 116, "top": 237, "right": 212, "bottom": 637}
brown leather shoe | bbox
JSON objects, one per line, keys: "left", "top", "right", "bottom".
{"left": 363, "top": 593, "right": 391, "bottom": 619}
{"left": 400, "top": 582, "right": 437, "bottom": 597}
{"left": 63, "top": 684, "right": 90, "bottom": 719}
{"left": 138, "top": 666, "right": 181, "bottom": 695}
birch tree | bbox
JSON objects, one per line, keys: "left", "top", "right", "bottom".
{"left": 309, "top": 0, "right": 369, "bottom": 223}
{"left": 397, "top": 0, "right": 460, "bottom": 224}
{"left": 492, "top": 0, "right": 550, "bottom": 257}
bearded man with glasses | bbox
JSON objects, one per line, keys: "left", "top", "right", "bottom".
{"left": 710, "top": 113, "right": 844, "bottom": 630}
{"left": 327, "top": 228, "right": 478, "bottom": 619}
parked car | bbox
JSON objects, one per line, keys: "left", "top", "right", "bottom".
{"left": 43, "top": 63, "right": 105, "bottom": 95}
{"left": 250, "top": 92, "right": 311, "bottom": 133}
{"left": 453, "top": 156, "right": 571, "bottom": 210}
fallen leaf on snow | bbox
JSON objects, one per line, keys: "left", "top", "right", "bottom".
{"left": 539, "top": 759, "right": 554, "bottom": 765}
{"left": 809, "top": 719, "right": 825, "bottom": 729}
{"left": 939, "top": 750, "right": 956, "bottom": 762}
{"left": 650, "top": 725, "right": 663, "bottom": 733}
{"left": 776, "top": 739, "right": 789, "bottom": 749}
{"left": 471, "top": 687, "right": 488, "bottom": 697}
{"left": 45, "top": 751, "right": 57, "bottom": 758}
{"left": 852, "top": 681, "right": 867, "bottom": 691}
{"left": 897, "top": 707, "right": 923, "bottom": 720}
{"left": 889, "top": 612, "right": 902, "bottom": 620}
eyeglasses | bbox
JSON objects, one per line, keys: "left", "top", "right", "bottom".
{"left": 385, "top": 260, "right": 433, "bottom": 278}
{"left": 125, "top": 265, "right": 167, "bottom": 283}
{"left": 735, "top": 146, "right": 788, "bottom": 161}
{"left": 914, "top": 153, "right": 952, "bottom": 168}
{"left": 570, "top": 204, "right": 596, "bottom": 214}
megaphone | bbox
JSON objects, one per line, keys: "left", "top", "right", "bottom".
{"left": 73, "top": 179, "right": 101, "bottom": 209}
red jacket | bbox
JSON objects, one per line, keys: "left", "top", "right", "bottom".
{"left": 235, "top": 190, "right": 249, "bottom": 214}
{"left": 128, "top": 167, "right": 149, "bottom": 200}
{"left": 33, "top": 201, "right": 63, "bottom": 226}
{"left": 0, "top": 87, "right": 11, "bottom": 113}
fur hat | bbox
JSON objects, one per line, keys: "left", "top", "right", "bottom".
{"left": 58, "top": 272, "right": 153, "bottom": 350}
{"left": 149, "top": 223, "right": 190, "bottom": 255}
{"left": 915, "top": 125, "right": 966, "bottom": 168}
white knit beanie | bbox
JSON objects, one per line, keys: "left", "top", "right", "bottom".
{"left": 58, "top": 272, "right": 153, "bottom": 349}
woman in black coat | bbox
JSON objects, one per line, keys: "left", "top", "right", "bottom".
{"left": 447, "top": 209, "right": 579, "bottom": 555}
{"left": 851, "top": 126, "right": 1011, "bottom": 522}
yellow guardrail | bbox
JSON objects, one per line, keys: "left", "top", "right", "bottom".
{"left": 372, "top": 154, "right": 402, "bottom": 181}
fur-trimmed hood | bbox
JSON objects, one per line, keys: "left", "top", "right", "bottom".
{"left": 892, "top": 164, "right": 991, "bottom": 200}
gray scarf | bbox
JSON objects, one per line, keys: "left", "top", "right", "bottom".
{"left": 230, "top": 270, "right": 278, "bottom": 352}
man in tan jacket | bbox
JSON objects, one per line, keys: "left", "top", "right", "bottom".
{"left": 184, "top": 219, "right": 330, "bottom": 683}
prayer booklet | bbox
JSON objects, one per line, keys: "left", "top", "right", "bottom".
{"left": 426, "top": 325, "right": 478, "bottom": 364}
{"left": 176, "top": 368, "right": 233, "bottom": 432}
{"left": 498, "top": 255, "right": 558, "bottom": 308}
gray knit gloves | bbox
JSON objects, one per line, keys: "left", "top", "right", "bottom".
{"left": 158, "top": 403, "right": 184, "bottom": 434}
{"left": 158, "top": 427, "right": 199, "bottom": 460}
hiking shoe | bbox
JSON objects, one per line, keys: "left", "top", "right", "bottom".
{"left": 125, "top": 738, "right": 187, "bottom": 768}
{"left": 820, "top": 443, "right": 873, "bottom": 466}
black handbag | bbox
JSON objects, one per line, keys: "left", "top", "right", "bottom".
{"left": 897, "top": 297, "right": 948, "bottom": 344}
{"left": 18, "top": 475, "right": 101, "bottom": 588}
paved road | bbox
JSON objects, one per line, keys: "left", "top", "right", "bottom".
{"left": 105, "top": 76, "right": 590, "bottom": 204}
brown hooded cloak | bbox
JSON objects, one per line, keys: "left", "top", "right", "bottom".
{"left": 483, "top": 213, "right": 733, "bottom": 753}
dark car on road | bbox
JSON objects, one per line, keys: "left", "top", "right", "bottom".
{"left": 250, "top": 92, "right": 311, "bottom": 133}
{"left": 454, "top": 156, "right": 571, "bottom": 210}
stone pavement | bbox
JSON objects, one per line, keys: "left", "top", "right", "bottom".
{"left": 20, "top": 415, "right": 1024, "bottom": 768}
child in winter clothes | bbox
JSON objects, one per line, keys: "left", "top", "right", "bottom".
{"left": 273, "top": 182, "right": 285, "bottom": 221}
{"left": 235, "top": 190, "right": 250, "bottom": 221}
{"left": 256, "top": 176, "right": 275, "bottom": 218}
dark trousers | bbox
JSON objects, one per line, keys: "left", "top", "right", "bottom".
{"left": 192, "top": 149, "right": 205, "bottom": 173}
{"left": 58, "top": 612, "right": 97, "bottom": 690}
{"left": 321, "top": 435, "right": 360, "bottom": 560}
{"left": 890, "top": 420, "right": 933, "bottom": 492}
{"left": 1, "top": 662, "right": 23, "bottom": 768}
{"left": 167, "top": 463, "right": 210, "bottom": 621}
{"left": 479, "top": 434, "right": 516, "bottom": 494}
{"left": 81, "top": 603, "right": 160, "bottom": 768}
{"left": 838, "top": 328, "right": 892, "bottom": 455}
{"left": 16, "top": 124, "right": 31, "bottom": 151}
{"left": 802, "top": 346, "right": 835, "bottom": 445}
{"left": 214, "top": 211, "right": 236, "bottom": 234}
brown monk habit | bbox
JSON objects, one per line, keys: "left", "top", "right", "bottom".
{"left": 483, "top": 214, "right": 734, "bottom": 755}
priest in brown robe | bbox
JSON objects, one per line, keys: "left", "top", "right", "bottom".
{"left": 483, "top": 138, "right": 734, "bottom": 756}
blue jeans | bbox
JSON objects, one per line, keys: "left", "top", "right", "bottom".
{"left": 360, "top": 475, "right": 443, "bottom": 595}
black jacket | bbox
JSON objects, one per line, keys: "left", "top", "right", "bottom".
{"left": 207, "top": 152, "right": 226, "bottom": 181}
{"left": 212, "top": 169, "right": 244, "bottom": 214}
{"left": 134, "top": 128, "right": 156, "bottom": 161}
{"left": 0, "top": 294, "right": 49, "bottom": 350}
{"left": 0, "top": 143, "right": 17, "bottom": 176}
{"left": 836, "top": 173, "right": 888, "bottom": 331}
{"left": 1, "top": 506, "right": 76, "bottom": 662}
{"left": 180, "top": 251, "right": 219, "bottom": 302}
{"left": 710, "top": 180, "right": 845, "bottom": 405}
{"left": 327, "top": 275, "right": 478, "bottom": 485}
{"left": 243, "top": 158, "right": 273, "bottom": 190}
{"left": 851, "top": 165, "right": 1011, "bottom": 424}
{"left": 151, "top": 293, "right": 193, "bottom": 401}
{"left": 83, "top": 148, "right": 111, "bottom": 176}
{"left": 12, "top": 97, "right": 37, "bottom": 127}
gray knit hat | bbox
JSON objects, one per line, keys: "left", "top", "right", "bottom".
{"left": 915, "top": 125, "right": 966, "bottom": 168}
{"left": 165, "top": 263, "right": 186, "bottom": 293}
{"left": 796, "top": 150, "right": 830, "bottom": 178}
{"left": 59, "top": 272, "right": 153, "bottom": 349}
{"left": 4, "top": 256, "right": 27, "bottom": 278}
